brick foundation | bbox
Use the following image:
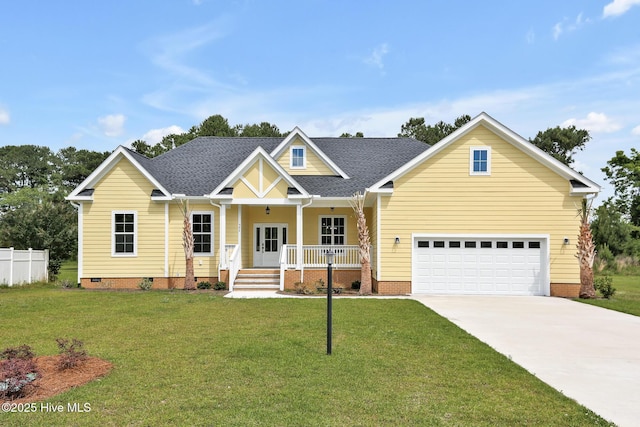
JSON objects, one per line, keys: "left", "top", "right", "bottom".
{"left": 374, "top": 280, "right": 412, "bottom": 295}
{"left": 283, "top": 269, "right": 361, "bottom": 291}
{"left": 550, "top": 283, "right": 580, "bottom": 298}
{"left": 80, "top": 276, "right": 219, "bottom": 290}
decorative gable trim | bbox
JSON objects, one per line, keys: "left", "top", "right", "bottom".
{"left": 207, "top": 147, "right": 310, "bottom": 200}
{"left": 368, "top": 112, "right": 601, "bottom": 195}
{"left": 271, "top": 127, "right": 350, "bottom": 179}
{"left": 66, "top": 146, "right": 171, "bottom": 201}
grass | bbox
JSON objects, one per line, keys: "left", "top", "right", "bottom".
{"left": 578, "top": 275, "right": 640, "bottom": 317}
{"left": 55, "top": 260, "right": 78, "bottom": 284}
{"left": 0, "top": 287, "right": 611, "bottom": 426}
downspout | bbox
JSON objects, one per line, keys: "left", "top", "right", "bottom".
{"left": 298, "top": 196, "right": 314, "bottom": 283}
{"left": 209, "top": 199, "right": 226, "bottom": 284}
{"left": 69, "top": 202, "right": 82, "bottom": 286}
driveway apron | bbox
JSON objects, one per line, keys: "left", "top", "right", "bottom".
{"left": 412, "top": 295, "right": 640, "bottom": 427}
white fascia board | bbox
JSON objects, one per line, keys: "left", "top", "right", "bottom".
{"left": 66, "top": 146, "right": 171, "bottom": 200}
{"left": 270, "top": 127, "right": 350, "bottom": 179}
{"left": 207, "top": 147, "right": 310, "bottom": 198}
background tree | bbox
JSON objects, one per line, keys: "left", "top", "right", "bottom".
{"left": 56, "top": 147, "right": 110, "bottom": 189}
{"left": 399, "top": 115, "right": 471, "bottom": 145}
{"left": 340, "top": 132, "right": 364, "bottom": 138}
{"left": 0, "top": 145, "right": 55, "bottom": 192}
{"left": 591, "top": 201, "right": 640, "bottom": 257}
{"left": 238, "top": 122, "right": 283, "bottom": 137}
{"left": 0, "top": 193, "right": 77, "bottom": 263}
{"left": 529, "top": 126, "right": 590, "bottom": 167}
{"left": 602, "top": 148, "right": 640, "bottom": 226}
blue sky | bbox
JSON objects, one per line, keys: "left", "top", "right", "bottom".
{"left": 1, "top": 0, "right": 639, "bottom": 202}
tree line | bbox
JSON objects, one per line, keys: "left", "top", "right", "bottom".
{"left": 0, "top": 114, "right": 638, "bottom": 273}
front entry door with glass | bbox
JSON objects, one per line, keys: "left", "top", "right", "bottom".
{"left": 254, "top": 224, "right": 287, "bottom": 267}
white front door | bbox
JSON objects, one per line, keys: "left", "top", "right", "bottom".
{"left": 254, "top": 223, "right": 287, "bottom": 267}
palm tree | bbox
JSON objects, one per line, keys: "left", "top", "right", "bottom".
{"left": 177, "top": 200, "right": 196, "bottom": 290}
{"left": 349, "top": 192, "right": 372, "bottom": 295}
{"left": 577, "top": 198, "right": 596, "bottom": 299}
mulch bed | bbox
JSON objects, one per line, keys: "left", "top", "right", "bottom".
{"left": 2, "top": 356, "right": 113, "bottom": 404}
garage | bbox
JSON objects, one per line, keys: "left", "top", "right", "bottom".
{"left": 412, "top": 235, "right": 548, "bottom": 295}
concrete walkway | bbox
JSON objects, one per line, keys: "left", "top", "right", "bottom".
{"left": 412, "top": 295, "right": 640, "bottom": 427}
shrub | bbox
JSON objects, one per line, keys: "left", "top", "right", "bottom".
{"left": 48, "top": 258, "right": 63, "bottom": 277}
{"left": 56, "top": 338, "right": 88, "bottom": 370}
{"left": 594, "top": 276, "right": 616, "bottom": 300}
{"left": 138, "top": 278, "right": 153, "bottom": 290}
{"left": 0, "top": 344, "right": 39, "bottom": 399}
{"left": 59, "top": 279, "right": 76, "bottom": 289}
{"left": 213, "top": 281, "right": 226, "bottom": 290}
{"left": 351, "top": 280, "right": 361, "bottom": 290}
{"left": 294, "top": 282, "right": 315, "bottom": 295}
{"left": 197, "top": 281, "right": 212, "bottom": 289}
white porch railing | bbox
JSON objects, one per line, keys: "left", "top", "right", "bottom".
{"left": 224, "top": 244, "right": 240, "bottom": 291}
{"left": 281, "top": 245, "right": 361, "bottom": 268}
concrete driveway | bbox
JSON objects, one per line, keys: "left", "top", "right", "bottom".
{"left": 412, "top": 295, "right": 640, "bottom": 427}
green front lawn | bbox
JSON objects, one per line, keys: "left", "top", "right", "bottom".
{"left": 0, "top": 287, "right": 611, "bottom": 426}
{"left": 579, "top": 275, "right": 640, "bottom": 316}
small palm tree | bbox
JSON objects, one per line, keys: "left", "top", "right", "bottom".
{"left": 349, "top": 192, "right": 372, "bottom": 295}
{"left": 177, "top": 199, "right": 196, "bottom": 290}
{"left": 577, "top": 198, "right": 596, "bottom": 299}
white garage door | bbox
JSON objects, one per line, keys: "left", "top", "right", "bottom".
{"left": 412, "top": 236, "right": 547, "bottom": 295}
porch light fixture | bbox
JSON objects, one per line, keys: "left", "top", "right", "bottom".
{"left": 325, "top": 249, "right": 335, "bottom": 355}
{"left": 265, "top": 206, "right": 270, "bottom": 215}
{"left": 395, "top": 236, "right": 400, "bottom": 244}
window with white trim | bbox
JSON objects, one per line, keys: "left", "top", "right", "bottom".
{"left": 470, "top": 146, "right": 491, "bottom": 175}
{"left": 192, "top": 212, "right": 214, "bottom": 255}
{"left": 320, "top": 216, "right": 345, "bottom": 245}
{"left": 113, "top": 211, "right": 137, "bottom": 256}
{"left": 290, "top": 146, "right": 306, "bottom": 169}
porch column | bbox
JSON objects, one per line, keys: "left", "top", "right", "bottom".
{"left": 219, "top": 204, "right": 227, "bottom": 269}
{"left": 296, "top": 203, "right": 303, "bottom": 269}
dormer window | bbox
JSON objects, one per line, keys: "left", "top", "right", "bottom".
{"left": 291, "top": 146, "right": 306, "bottom": 169}
{"left": 470, "top": 147, "right": 491, "bottom": 176}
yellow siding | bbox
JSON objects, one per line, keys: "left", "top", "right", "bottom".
{"left": 167, "top": 203, "right": 219, "bottom": 279}
{"left": 82, "top": 158, "right": 222, "bottom": 280}
{"left": 302, "top": 208, "right": 359, "bottom": 245}
{"left": 83, "top": 158, "right": 165, "bottom": 278}
{"left": 379, "top": 125, "right": 582, "bottom": 284}
{"left": 276, "top": 136, "right": 334, "bottom": 175}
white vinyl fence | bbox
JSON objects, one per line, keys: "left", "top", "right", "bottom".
{"left": 0, "top": 248, "right": 49, "bottom": 286}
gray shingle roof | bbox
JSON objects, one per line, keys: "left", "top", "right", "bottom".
{"left": 125, "top": 136, "right": 430, "bottom": 197}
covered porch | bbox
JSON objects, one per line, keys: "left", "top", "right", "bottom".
{"left": 215, "top": 203, "right": 371, "bottom": 291}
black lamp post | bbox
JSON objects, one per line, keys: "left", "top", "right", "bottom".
{"left": 325, "top": 249, "right": 334, "bottom": 355}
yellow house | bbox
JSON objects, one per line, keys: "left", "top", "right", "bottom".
{"left": 66, "top": 113, "right": 600, "bottom": 296}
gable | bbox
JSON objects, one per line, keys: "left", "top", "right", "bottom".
{"left": 67, "top": 146, "right": 170, "bottom": 202}
{"left": 369, "top": 112, "right": 600, "bottom": 196}
{"left": 232, "top": 157, "right": 291, "bottom": 199}
{"left": 275, "top": 135, "right": 335, "bottom": 175}
{"left": 270, "top": 127, "right": 349, "bottom": 178}
{"left": 208, "top": 146, "right": 309, "bottom": 200}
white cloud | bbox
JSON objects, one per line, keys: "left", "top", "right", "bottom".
{"left": 364, "top": 43, "right": 390, "bottom": 70}
{"left": 603, "top": 0, "right": 640, "bottom": 18}
{"left": 632, "top": 125, "right": 640, "bottom": 135}
{"left": 553, "top": 13, "right": 591, "bottom": 40}
{"left": 561, "top": 112, "right": 621, "bottom": 133}
{"left": 141, "top": 125, "right": 185, "bottom": 145}
{"left": 97, "top": 114, "right": 126, "bottom": 137}
{"left": 0, "top": 107, "right": 9, "bottom": 125}
{"left": 526, "top": 28, "right": 535, "bottom": 44}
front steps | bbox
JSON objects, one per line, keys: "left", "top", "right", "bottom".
{"left": 233, "top": 269, "right": 280, "bottom": 291}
